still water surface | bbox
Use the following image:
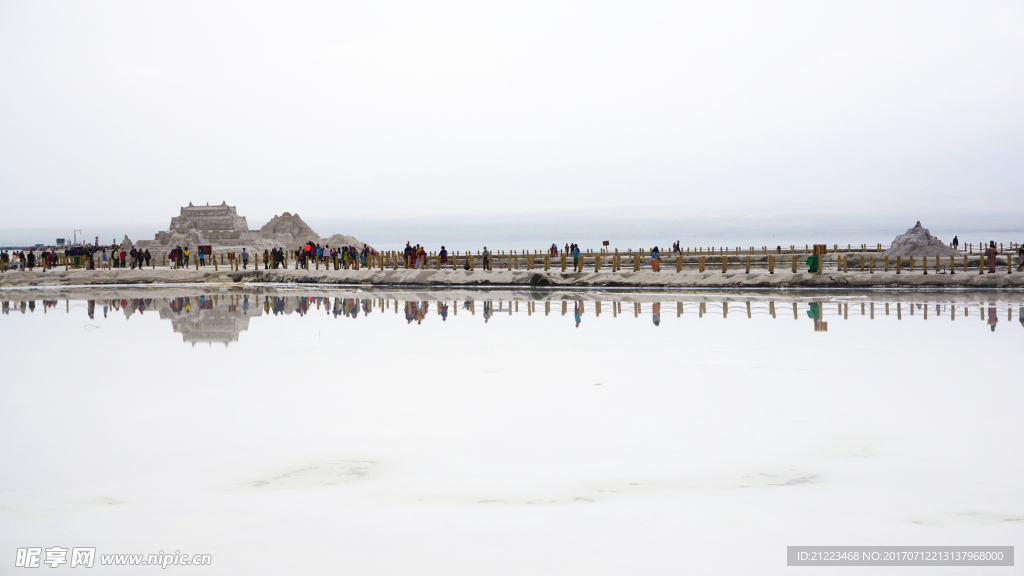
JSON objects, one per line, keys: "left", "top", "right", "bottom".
{"left": 2, "top": 287, "right": 1022, "bottom": 574}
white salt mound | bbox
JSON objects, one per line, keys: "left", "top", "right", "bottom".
{"left": 258, "top": 212, "right": 320, "bottom": 244}
{"left": 883, "top": 222, "right": 958, "bottom": 257}
{"left": 322, "top": 233, "right": 367, "bottom": 250}
{"left": 256, "top": 213, "right": 371, "bottom": 250}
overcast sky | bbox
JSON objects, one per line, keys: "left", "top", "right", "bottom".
{"left": 1, "top": 1, "right": 1022, "bottom": 245}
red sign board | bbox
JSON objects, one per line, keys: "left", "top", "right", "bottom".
{"left": 602, "top": 240, "right": 610, "bottom": 246}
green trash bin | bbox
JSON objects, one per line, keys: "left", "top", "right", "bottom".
{"left": 805, "top": 254, "right": 820, "bottom": 273}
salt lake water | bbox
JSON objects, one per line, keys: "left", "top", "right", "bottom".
{"left": 2, "top": 286, "right": 1022, "bottom": 574}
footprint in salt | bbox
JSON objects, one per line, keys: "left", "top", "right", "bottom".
{"left": 247, "top": 460, "right": 377, "bottom": 489}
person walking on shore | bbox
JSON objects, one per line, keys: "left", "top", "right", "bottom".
{"left": 182, "top": 247, "right": 189, "bottom": 268}
{"left": 242, "top": 248, "right": 249, "bottom": 269}
{"left": 572, "top": 244, "right": 580, "bottom": 272}
{"left": 198, "top": 249, "right": 205, "bottom": 267}
{"left": 144, "top": 249, "right": 151, "bottom": 267}
{"left": 651, "top": 246, "right": 661, "bottom": 272}
{"left": 986, "top": 241, "right": 998, "bottom": 273}
{"left": 1017, "top": 243, "right": 1024, "bottom": 271}
{"left": 439, "top": 246, "right": 448, "bottom": 269}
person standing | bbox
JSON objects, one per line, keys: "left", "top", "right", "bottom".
{"left": 952, "top": 236, "right": 959, "bottom": 250}
{"left": 1017, "top": 242, "right": 1024, "bottom": 271}
{"left": 572, "top": 244, "right": 580, "bottom": 272}
{"left": 182, "top": 247, "right": 189, "bottom": 268}
{"left": 482, "top": 247, "right": 491, "bottom": 271}
{"left": 651, "top": 246, "right": 661, "bottom": 272}
{"left": 404, "top": 242, "right": 413, "bottom": 268}
{"left": 986, "top": 241, "right": 998, "bottom": 273}
{"left": 439, "top": 246, "right": 448, "bottom": 269}
{"left": 198, "top": 249, "right": 205, "bottom": 267}
{"left": 144, "top": 249, "right": 151, "bottom": 267}
{"left": 242, "top": 248, "right": 249, "bottom": 269}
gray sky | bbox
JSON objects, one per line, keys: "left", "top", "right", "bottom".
{"left": 1, "top": 1, "right": 1022, "bottom": 246}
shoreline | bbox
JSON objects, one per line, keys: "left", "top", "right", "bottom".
{"left": 2, "top": 267, "right": 1023, "bottom": 289}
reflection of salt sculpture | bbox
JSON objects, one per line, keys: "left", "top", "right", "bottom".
{"left": 157, "top": 295, "right": 262, "bottom": 346}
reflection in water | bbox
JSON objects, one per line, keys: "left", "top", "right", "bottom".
{"left": 2, "top": 289, "right": 1022, "bottom": 345}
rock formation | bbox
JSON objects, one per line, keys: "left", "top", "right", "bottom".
{"left": 883, "top": 222, "right": 958, "bottom": 257}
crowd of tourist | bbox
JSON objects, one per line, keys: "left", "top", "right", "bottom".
{"left": 3, "top": 237, "right": 1022, "bottom": 274}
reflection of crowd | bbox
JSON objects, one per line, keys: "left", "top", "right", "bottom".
{"left": 404, "top": 301, "right": 429, "bottom": 324}
{"left": 6, "top": 298, "right": 1022, "bottom": 336}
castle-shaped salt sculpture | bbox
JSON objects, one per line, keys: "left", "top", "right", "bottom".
{"left": 153, "top": 201, "right": 258, "bottom": 246}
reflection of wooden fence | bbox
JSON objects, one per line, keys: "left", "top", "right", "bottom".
{"left": 9, "top": 294, "right": 1016, "bottom": 328}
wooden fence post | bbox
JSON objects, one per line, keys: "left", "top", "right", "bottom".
{"left": 722, "top": 255, "right": 727, "bottom": 273}
{"left": 676, "top": 255, "right": 682, "bottom": 272}
{"left": 896, "top": 256, "right": 901, "bottom": 274}
{"left": 791, "top": 255, "right": 797, "bottom": 273}
{"left": 745, "top": 255, "right": 750, "bottom": 274}
{"left": 768, "top": 254, "right": 775, "bottom": 274}
{"left": 922, "top": 256, "right": 927, "bottom": 275}
{"left": 633, "top": 254, "right": 640, "bottom": 272}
